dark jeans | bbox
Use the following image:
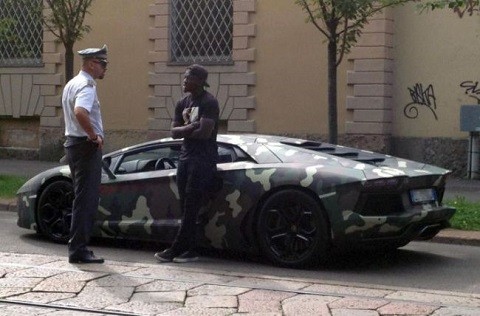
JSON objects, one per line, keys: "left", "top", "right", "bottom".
{"left": 170, "top": 159, "right": 216, "bottom": 254}
{"left": 65, "top": 139, "right": 102, "bottom": 256}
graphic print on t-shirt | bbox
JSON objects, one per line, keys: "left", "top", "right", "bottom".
{"left": 189, "top": 106, "right": 199, "bottom": 123}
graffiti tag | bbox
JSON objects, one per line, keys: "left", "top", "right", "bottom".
{"left": 404, "top": 83, "right": 438, "bottom": 120}
{"left": 460, "top": 81, "right": 480, "bottom": 103}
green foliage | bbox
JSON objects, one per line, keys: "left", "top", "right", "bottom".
{"left": 0, "top": 0, "right": 93, "bottom": 65}
{"left": 43, "top": 0, "right": 94, "bottom": 47}
{"left": 294, "top": 0, "right": 414, "bottom": 144}
{"left": 418, "top": 0, "right": 480, "bottom": 17}
{"left": 41, "top": 0, "right": 95, "bottom": 81}
{"left": 0, "top": 17, "right": 15, "bottom": 42}
{"left": 446, "top": 196, "right": 480, "bottom": 231}
{"left": 0, "top": 175, "right": 28, "bottom": 199}
{"left": 0, "top": 0, "right": 42, "bottom": 58}
{"left": 294, "top": 0, "right": 413, "bottom": 65}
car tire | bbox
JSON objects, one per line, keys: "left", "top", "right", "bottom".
{"left": 36, "top": 180, "right": 73, "bottom": 243}
{"left": 256, "top": 189, "right": 330, "bottom": 268}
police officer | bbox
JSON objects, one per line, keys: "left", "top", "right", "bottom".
{"left": 62, "top": 45, "right": 108, "bottom": 264}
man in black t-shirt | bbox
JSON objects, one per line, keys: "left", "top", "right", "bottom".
{"left": 155, "top": 64, "right": 219, "bottom": 263}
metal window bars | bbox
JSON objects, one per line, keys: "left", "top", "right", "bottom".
{"left": 0, "top": 0, "right": 43, "bottom": 67}
{"left": 170, "top": 0, "right": 233, "bottom": 64}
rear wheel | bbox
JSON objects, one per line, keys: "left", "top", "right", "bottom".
{"left": 36, "top": 180, "right": 73, "bottom": 243}
{"left": 256, "top": 189, "right": 330, "bottom": 268}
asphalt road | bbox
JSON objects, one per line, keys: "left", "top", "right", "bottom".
{"left": 2, "top": 211, "right": 479, "bottom": 297}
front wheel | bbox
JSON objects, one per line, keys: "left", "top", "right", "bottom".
{"left": 256, "top": 189, "right": 330, "bottom": 268}
{"left": 36, "top": 180, "right": 73, "bottom": 243}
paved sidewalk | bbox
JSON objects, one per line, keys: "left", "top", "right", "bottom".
{"left": 1, "top": 252, "right": 480, "bottom": 315}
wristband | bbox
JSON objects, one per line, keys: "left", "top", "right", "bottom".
{"left": 90, "top": 135, "right": 98, "bottom": 141}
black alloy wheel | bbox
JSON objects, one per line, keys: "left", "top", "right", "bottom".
{"left": 36, "top": 180, "right": 73, "bottom": 243}
{"left": 256, "top": 189, "right": 329, "bottom": 268}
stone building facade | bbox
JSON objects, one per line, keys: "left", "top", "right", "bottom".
{"left": 147, "top": 0, "right": 257, "bottom": 139}
{"left": 0, "top": 1, "right": 473, "bottom": 177}
{"left": 0, "top": 30, "right": 64, "bottom": 160}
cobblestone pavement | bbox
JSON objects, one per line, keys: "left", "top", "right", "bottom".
{"left": 1, "top": 252, "right": 480, "bottom": 316}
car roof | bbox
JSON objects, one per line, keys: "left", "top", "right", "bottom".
{"left": 106, "top": 133, "right": 385, "bottom": 162}
{"left": 107, "top": 134, "right": 295, "bottom": 155}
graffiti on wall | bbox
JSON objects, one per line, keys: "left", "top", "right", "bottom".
{"left": 460, "top": 81, "right": 480, "bottom": 104}
{"left": 404, "top": 83, "right": 438, "bottom": 120}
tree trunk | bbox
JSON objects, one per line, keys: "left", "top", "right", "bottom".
{"left": 327, "top": 40, "right": 338, "bottom": 144}
{"left": 64, "top": 43, "right": 75, "bottom": 83}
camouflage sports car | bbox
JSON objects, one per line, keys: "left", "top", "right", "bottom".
{"left": 17, "top": 134, "right": 455, "bottom": 268}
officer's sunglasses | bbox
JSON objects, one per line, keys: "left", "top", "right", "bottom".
{"left": 92, "top": 59, "right": 108, "bottom": 68}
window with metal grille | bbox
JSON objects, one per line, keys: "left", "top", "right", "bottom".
{"left": 170, "top": 0, "right": 233, "bottom": 64}
{"left": 0, "top": 0, "right": 43, "bottom": 67}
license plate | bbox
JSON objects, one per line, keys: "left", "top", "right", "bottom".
{"left": 409, "top": 188, "right": 437, "bottom": 204}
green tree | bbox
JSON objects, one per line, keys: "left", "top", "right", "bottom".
{"left": 420, "top": 0, "right": 479, "bottom": 17}
{"left": 295, "top": 0, "right": 413, "bottom": 144}
{"left": 0, "top": 0, "right": 94, "bottom": 81}
{"left": 43, "top": 0, "right": 95, "bottom": 82}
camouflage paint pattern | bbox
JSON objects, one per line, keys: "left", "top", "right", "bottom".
{"left": 17, "top": 134, "right": 455, "bottom": 254}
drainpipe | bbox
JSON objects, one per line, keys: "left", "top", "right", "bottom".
{"left": 468, "top": 132, "right": 480, "bottom": 180}
{"left": 460, "top": 105, "right": 480, "bottom": 179}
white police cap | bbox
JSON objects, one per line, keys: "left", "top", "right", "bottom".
{"left": 77, "top": 44, "right": 108, "bottom": 59}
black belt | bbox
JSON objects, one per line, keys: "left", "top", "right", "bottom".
{"left": 64, "top": 136, "right": 90, "bottom": 147}
{"left": 66, "top": 136, "right": 88, "bottom": 140}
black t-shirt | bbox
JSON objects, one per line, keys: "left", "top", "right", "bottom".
{"left": 174, "top": 90, "right": 219, "bottom": 162}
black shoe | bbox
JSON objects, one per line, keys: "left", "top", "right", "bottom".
{"left": 69, "top": 251, "right": 104, "bottom": 264}
{"left": 154, "top": 248, "right": 177, "bottom": 263}
{"left": 173, "top": 251, "right": 199, "bottom": 263}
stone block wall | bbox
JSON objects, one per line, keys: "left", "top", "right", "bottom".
{"left": 147, "top": 0, "right": 257, "bottom": 139}
{"left": 0, "top": 26, "right": 64, "bottom": 161}
{"left": 392, "top": 137, "right": 468, "bottom": 177}
{"left": 345, "top": 9, "right": 394, "bottom": 152}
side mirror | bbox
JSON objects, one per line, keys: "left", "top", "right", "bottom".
{"left": 102, "top": 160, "right": 116, "bottom": 179}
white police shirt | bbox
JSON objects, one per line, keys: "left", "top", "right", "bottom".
{"left": 62, "top": 70, "right": 104, "bottom": 138}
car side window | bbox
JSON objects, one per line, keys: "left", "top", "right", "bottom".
{"left": 116, "top": 145, "right": 181, "bottom": 174}
{"left": 218, "top": 143, "right": 255, "bottom": 164}
{"left": 217, "top": 145, "right": 235, "bottom": 164}
{"left": 217, "top": 144, "right": 253, "bottom": 163}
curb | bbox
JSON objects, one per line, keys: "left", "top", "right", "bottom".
{"left": 431, "top": 235, "right": 480, "bottom": 247}
{"left": 0, "top": 198, "right": 16, "bottom": 212}
{"left": 431, "top": 228, "right": 480, "bottom": 247}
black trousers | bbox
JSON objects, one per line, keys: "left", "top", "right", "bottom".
{"left": 65, "top": 139, "right": 102, "bottom": 256}
{"left": 170, "top": 159, "right": 216, "bottom": 254}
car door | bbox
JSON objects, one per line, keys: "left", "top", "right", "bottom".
{"left": 96, "top": 143, "right": 182, "bottom": 242}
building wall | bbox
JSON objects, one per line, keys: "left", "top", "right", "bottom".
{"left": 252, "top": 0, "right": 347, "bottom": 139}
{"left": 390, "top": 3, "right": 479, "bottom": 176}
{"left": 345, "top": 8, "right": 395, "bottom": 153}
{"left": 393, "top": 3, "right": 480, "bottom": 139}
{"left": 0, "top": 26, "right": 63, "bottom": 159}
{"left": 147, "top": 0, "right": 257, "bottom": 139}
{"left": 1, "top": 0, "right": 478, "bottom": 176}
{"left": 73, "top": 0, "right": 155, "bottom": 151}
